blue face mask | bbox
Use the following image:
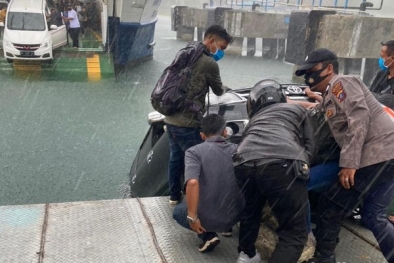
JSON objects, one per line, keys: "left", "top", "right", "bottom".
{"left": 211, "top": 42, "right": 225, "bottom": 61}
{"left": 379, "top": 57, "right": 388, "bottom": 71}
{"left": 378, "top": 57, "right": 393, "bottom": 71}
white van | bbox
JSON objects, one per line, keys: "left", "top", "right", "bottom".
{"left": 3, "top": 0, "right": 67, "bottom": 62}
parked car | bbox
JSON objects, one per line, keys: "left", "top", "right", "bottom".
{"left": 3, "top": 0, "right": 67, "bottom": 63}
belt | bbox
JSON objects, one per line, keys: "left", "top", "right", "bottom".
{"left": 241, "top": 159, "right": 292, "bottom": 168}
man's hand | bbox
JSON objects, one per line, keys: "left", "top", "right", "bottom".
{"left": 338, "top": 168, "right": 356, "bottom": 189}
{"left": 305, "top": 88, "right": 323, "bottom": 102}
{"left": 189, "top": 219, "right": 206, "bottom": 234}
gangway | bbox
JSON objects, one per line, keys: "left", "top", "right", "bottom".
{"left": 0, "top": 197, "right": 388, "bottom": 263}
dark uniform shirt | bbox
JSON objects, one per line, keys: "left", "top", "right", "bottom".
{"left": 370, "top": 70, "right": 394, "bottom": 95}
{"left": 320, "top": 75, "right": 394, "bottom": 169}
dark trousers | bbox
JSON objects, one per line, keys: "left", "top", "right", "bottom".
{"left": 235, "top": 160, "right": 309, "bottom": 263}
{"left": 166, "top": 123, "right": 202, "bottom": 200}
{"left": 314, "top": 161, "right": 394, "bottom": 263}
{"left": 172, "top": 200, "right": 216, "bottom": 241}
{"left": 69, "top": 27, "right": 80, "bottom": 47}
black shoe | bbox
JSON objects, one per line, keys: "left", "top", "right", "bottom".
{"left": 198, "top": 234, "right": 220, "bottom": 253}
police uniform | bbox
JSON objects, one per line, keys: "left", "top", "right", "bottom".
{"left": 321, "top": 75, "right": 394, "bottom": 168}
{"left": 313, "top": 74, "right": 394, "bottom": 263}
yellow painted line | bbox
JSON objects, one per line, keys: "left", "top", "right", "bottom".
{"left": 86, "top": 54, "right": 101, "bottom": 81}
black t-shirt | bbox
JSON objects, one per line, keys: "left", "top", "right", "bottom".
{"left": 370, "top": 70, "right": 394, "bottom": 95}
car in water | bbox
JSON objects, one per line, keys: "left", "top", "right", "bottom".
{"left": 128, "top": 82, "right": 312, "bottom": 198}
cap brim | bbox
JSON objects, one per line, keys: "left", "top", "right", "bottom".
{"left": 295, "top": 62, "right": 318, "bottom": 76}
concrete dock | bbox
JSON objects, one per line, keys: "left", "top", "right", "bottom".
{"left": 0, "top": 197, "right": 388, "bottom": 263}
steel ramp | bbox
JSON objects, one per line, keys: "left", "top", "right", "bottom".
{"left": 0, "top": 197, "right": 388, "bottom": 263}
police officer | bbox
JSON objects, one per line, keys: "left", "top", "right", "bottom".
{"left": 295, "top": 48, "right": 394, "bottom": 263}
{"left": 234, "top": 79, "right": 316, "bottom": 263}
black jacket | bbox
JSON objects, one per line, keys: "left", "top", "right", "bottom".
{"left": 370, "top": 70, "right": 394, "bottom": 95}
{"left": 234, "top": 103, "right": 316, "bottom": 166}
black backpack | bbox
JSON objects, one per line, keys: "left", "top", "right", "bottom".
{"left": 151, "top": 42, "right": 205, "bottom": 116}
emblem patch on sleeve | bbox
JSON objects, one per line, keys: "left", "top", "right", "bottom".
{"left": 326, "top": 109, "right": 334, "bottom": 118}
{"left": 325, "top": 106, "right": 336, "bottom": 120}
{"left": 331, "top": 82, "right": 346, "bottom": 102}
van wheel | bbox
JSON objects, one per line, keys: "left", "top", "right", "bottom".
{"left": 6, "top": 59, "right": 13, "bottom": 63}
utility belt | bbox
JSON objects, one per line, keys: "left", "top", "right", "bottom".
{"left": 239, "top": 159, "right": 310, "bottom": 182}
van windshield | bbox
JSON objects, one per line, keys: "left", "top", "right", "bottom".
{"left": 7, "top": 12, "right": 45, "bottom": 31}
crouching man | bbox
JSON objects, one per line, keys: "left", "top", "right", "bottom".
{"left": 234, "top": 80, "right": 316, "bottom": 263}
{"left": 173, "top": 114, "right": 245, "bottom": 253}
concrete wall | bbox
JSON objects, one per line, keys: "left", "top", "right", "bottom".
{"left": 317, "top": 14, "right": 394, "bottom": 58}
{"left": 225, "top": 11, "right": 289, "bottom": 39}
{"left": 158, "top": 0, "right": 392, "bottom": 18}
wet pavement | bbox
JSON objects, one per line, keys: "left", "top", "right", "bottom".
{"left": 0, "top": 13, "right": 295, "bottom": 206}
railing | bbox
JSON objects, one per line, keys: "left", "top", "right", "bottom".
{"left": 220, "top": 0, "right": 384, "bottom": 11}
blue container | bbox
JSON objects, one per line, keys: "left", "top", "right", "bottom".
{"left": 108, "top": 18, "right": 157, "bottom": 66}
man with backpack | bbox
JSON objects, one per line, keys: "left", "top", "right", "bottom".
{"left": 155, "top": 25, "right": 233, "bottom": 205}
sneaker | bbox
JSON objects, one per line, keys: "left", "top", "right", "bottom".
{"left": 237, "top": 251, "right": 262, "bottom": 263}
{"left": 169, "top": 193, "right": 183, "bottom": 205}
{"left": 198, "top": 235, "right": 220, "bottom": 253}
{"left": 169, "top": 198, "right": 180, "bottom": 205}
{"left": 221, "top": 228, "right": 232, "bottom": 237}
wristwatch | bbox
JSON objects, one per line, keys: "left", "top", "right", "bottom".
{"left": 187, "top": 215, "right": 198, "bottom": 223}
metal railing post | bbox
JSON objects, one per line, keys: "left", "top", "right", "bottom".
{"left": 344, "top": 0, "right": 349, "bottom": 9}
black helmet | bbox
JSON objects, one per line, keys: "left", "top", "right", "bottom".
{"left": 246, "top": 79, "right": 286, "bottom": 118}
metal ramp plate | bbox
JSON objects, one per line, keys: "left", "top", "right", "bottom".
{"left": 0, "top": 204, "right": 45, "bottom": 263}
{"left": 43, "top": 199, "right": 162, "bottom": 263}
{"left": 0, "top": 197, "right": 389, "bottom": 263}
{"left": 139, "top": 197, "right": 240, "bottom": 262}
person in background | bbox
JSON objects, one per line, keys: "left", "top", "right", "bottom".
{"left": 78, "top": 7, "right": 87, "bottom": 37}
{"left": 0, "top": 4, "right": 7, "bottom": 23}
{"left": 61, "top": 6, "right": 70, "bottom": 46}
{"left": 48, "top": 8, "right": 63, "bottom": 27}
{"left": 62, "top": 4, "right": 80, "bottom": 48}
{"left": 370, "top": 40, "right": 394, "bottom": 95}
{"left": 172, "top": 114, "right": 244, "bottom": 253}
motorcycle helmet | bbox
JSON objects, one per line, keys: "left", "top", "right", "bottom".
{"left": 246, "top": 79, "right": 286, "bottom": 118}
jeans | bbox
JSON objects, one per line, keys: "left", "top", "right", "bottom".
{"left": 306, "top": 162, "right": 340, "bottom": 232}
{"left": 235, "top": 160, "right": 309, "bottom": 263}
{"left": 166, "top": 124, "right": 202, "bottom": 200}
{"left": 314, "top": 161, "right": 394, "bottom": 263}
{"left": 172, "top": 200, "right": 216, "bottom": 241}
{"left": 308, "top": 161, "right": 340, "bottom": 191}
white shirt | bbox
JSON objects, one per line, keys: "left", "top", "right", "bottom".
{"left": 68, "top": 9, "right": 80, "bottom": 28}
